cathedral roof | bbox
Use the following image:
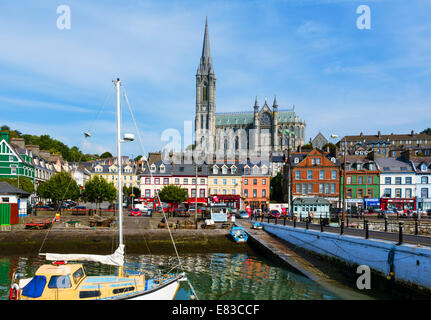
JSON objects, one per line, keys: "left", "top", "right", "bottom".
{"left": 215, "top": 110, "right": 301, "bottom": 126}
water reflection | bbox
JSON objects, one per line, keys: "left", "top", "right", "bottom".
{"left": 0, "top": 253, "right": 339, "bottom": 300}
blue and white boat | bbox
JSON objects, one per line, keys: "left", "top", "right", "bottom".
{"left": 230, "top": 226, "right": 248, "bottom": 243}
{"left": 252, "top": 222, "right": 263, "bottom": 230}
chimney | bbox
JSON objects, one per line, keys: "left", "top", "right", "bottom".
{"left": 26, "top": 145, "right": 40, "bottom": 157}
{"left": 10, "top": 137, "right": 25, "bottom": 149}
{"left": 411, "top": 130, "right": 414, "bottom": 136}
{"left": 377, "top": 131, "right": 381, "bottom": 138}
{"left": 39, "top": 150, "right": 51, "bottom": 160}
{"left": 0, "top": 131, "right": 10, "bottom": 143}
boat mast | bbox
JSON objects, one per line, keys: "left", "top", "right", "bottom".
{"left": 115, "top": 78, "right": 124, "bottom": 247}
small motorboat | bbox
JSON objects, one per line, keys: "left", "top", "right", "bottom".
{"left": 252, "top": 222, "right": 263, "bottom": 230}
{"left": 230, "top": 226, "right": 248, "bottom": 243}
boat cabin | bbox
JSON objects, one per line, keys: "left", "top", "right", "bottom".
{"left": 19, "top": 262, "right": 147, "bottom": 300}
{"left": 209, "top": 203, "right": 230, "bottom": 222}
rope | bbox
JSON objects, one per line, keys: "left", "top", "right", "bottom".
{"left": 122, "top": 87, "right": 199, "bottom": 300}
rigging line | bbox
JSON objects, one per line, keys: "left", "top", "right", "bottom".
{"left": 122, "top": 88, "right": 199, "bottom": 300}
{"left": 38, "top": 86, "right": 115, "bottom": 254}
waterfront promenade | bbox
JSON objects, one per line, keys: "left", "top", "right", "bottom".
{"left": 253, "top": 216, "right": 431, "bottom": 247}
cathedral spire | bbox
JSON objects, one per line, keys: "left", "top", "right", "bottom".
{"left": 197, "top": 17, "right": 214, "bottom": 75}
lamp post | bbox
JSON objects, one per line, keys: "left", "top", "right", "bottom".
{"left": 280, "top": 128, "right": 295, "bottom": 218}
{"left": 331, "top": 134, "right": 346, "bottom": 225}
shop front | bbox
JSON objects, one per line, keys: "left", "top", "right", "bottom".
{"left": 380, "top": 198, "right": 416, "bottom": 211}
{"left": 417, "top": 198, "right": 431, "bottom": 211}
{"left": 210, "top": 194, "right": 240, "bottom": 210}
{"left": 364, "top": 198, "right": 380, "bottom": 211}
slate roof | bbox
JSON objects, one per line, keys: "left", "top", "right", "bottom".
{"left": 215, "top": 110, "right": 302, "bottom": 126}
{"left": 375, "top": 158, "right": 414, "bottom": 173}
{"left": 0, "top": 182, "right": 30, "bottom": 196}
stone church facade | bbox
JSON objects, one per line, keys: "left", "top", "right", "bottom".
{"left": 194, "top": 19, "right": 306, "bottom": 157}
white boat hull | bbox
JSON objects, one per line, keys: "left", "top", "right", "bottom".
{"left": 126, "top": 276, "right": 184, "bottom": 300}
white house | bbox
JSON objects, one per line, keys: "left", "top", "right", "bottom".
{"left": 411, "top": 158, "right": 431, "bottom": 211}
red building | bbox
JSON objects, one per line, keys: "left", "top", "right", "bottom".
{"left": 290, "top": 149, "right": 340, "bottom": 205}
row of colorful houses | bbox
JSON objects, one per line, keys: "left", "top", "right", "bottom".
{"left": 138, "top": 161, "right": 271, "bottom": 210}
{"left": 285, "top": 148, "right": 431, "bottom": 213}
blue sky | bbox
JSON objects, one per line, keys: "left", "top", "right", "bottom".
{"left": 1, "top": 0, "right": 430, "bottom": 157}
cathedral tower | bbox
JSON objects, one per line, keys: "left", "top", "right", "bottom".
{"left": 195, "top": 18, "right": 216, "bottom": 151}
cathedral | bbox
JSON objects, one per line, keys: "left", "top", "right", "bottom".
{"left": 194, "top": 19, "right": 306, "bottom": 157}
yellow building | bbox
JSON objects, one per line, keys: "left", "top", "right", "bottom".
{"left": 207, "top": 163, "right": 242, "bottom": 196}
{"left": 91, "top": 164, "right": 138, "bottom": 189}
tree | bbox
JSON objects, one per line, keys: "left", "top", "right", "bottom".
{"left": 270, "top": 172, "right": 284, "bottom": 203}
{"left": 0, "top": 177, "right": 34, "bottom": 194}
{"left": 100, "top": 152, "right": 113, "bottom": 159}
{"left": 158, "top": 185, "right": 187, "bottom": 206}
{"left": 36, "top": 172, "right": 81, "bottom": 209}
{"left": 82, "top": 176, "right": 117, "bottom": 209}
{"left": 322, "top": 143, "right": 337, "bottom": 157}
{"left": 421, "top": 128, "right": 431, "bottom": 135}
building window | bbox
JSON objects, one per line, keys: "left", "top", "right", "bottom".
{"left": 347, "top": 189, "right": 352, "bottom": 198}
{"left": 200, "top": 178, "right": 205, "bottom": 184}
{"left": 213, "top": 167, "right": 218, "bottom": 174}
{"left": 405, "top": 188, "right": 412, "bottom": 198}
{"left": 331, "top": 170, "right": 337, "bottom": 180}
{"left": 357, "top": 189, "right": 364, "bottom": 198}
{"left": 223, "top": 179, "right": 227, "bottom": 185}
{"left": 367, "top": 188, "right": 373, "bottom": 198}
{"left": 383, "top": 188, "right": 391, "bottom": 197}
{"left": 302, "top": 184, "right": 307, "bottom": 195}
{"left": 191, "top": 189, "right": 196, "bottom": 197}
{"left": 346, "top": 176, "right": 352, "bottom": 184}
{"left": 244, "top": 179, "right": 248, "bottom": 185}
{"left": 244, "top": 189, "right": 248, "bottom": 197}
{"left": 312, "top": 158, "right": 315, "bottom": 165}
{"left": 145, "top": 190, "right": 150, "bottom": 197}
{"left": 200, "top": 189, "right": 205, "bottom": 197}
{"left": 395, "top": 177, "right": 401, "bottom": 185}
{"left": 155, "top": 178, "right": 160, "bottom": 184}
{"left": 405, "top": 177, "right": 412, "bottom": 185}
{"left": 213, "top": 179, "right": 218, "bottom": 185}
{"left": 421, "top": 188, "right": 429, "bottom": 198}
{"left": 357, "top": 176, "right": 363, "bottom": 185}
{"left": 421, "top": 176, "right": 429, "bottom": 184}
{"left": 262, "top": 189, "right": 266, "bottom": 198}
{"left": 331, "top": 184, "right": 336, "bottom": 194}
{"left": 175, "top": 178, "right": 180, "bottom": 184}
{"left": 183, "top": 178, "right": 188, "bottom": 185}
{"left": 308, "top": 170, "right": 313, "bottom": 180}
{"left": 232, "top": 179, "right": 236, "bottom": 185}
{"left": 222, "top": 167, "right": 227, "bottom": 174}
{"left": 253, "top": 189, "right": 257, "bottom": 198}
{"left": 395, "top": 188, "right": 402, "bottom": 198}
{"left": 319, "top": 170, "right": 324, "bottom": 180}
{"left": 245, "top": 167, "right": 250, "bottom": 174}
{"left": 367, "top": 176, "right": 373, "bottom": 184}
{"left": 262, "top": 179, "right": 266, "bottom": 185}
{"left": 253, "top": 179, "right": 257, "bottom": 185}
{"left": 164, "top": 178, "right": 169, "bottom": 184}
{"left": 308, "top": 184, "right": 313, "bottom": 194}
{"left": 325, "top": 184, "right": 330, "bottom": 194}
{"left": 385, "top": 177, "right": 391, "bottom": 184}
{"left": 316, "top": 158, "right": 321, "bottom": 165}
{"left": 295, "top": 171, "right": 300, "bottom": 180}
{"left": 319, "top": 184, "right": 324, "bottom": 194}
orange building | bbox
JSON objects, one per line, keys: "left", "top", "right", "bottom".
{"left": 241, "top": 164, "right": 270, "bottom": 210}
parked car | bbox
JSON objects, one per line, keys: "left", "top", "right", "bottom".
{"left": 269, "top": 210, "right": 281, "bottom": 218}
{"left": 236, "top": 210, "right": 249, "bottom": 219}
{"left": 173, "top": 209, "right": 190, "bottom": 217}
{"left": 74, "top": 205, "right": 86, "bottom": 210}
{"left": 129, "top": 208, "right": 141, "bottom": 216}
{"left": 378, "top": 210, "right": 396, "bottom": 218}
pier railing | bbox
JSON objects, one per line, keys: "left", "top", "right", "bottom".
{"left": 251, "top": 214, "right": 431, "bottom": 247}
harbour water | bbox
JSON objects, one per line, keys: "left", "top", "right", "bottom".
{"left": 0, "top": 253, "right": 340, "bottom": 300}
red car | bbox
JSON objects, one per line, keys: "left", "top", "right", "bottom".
{"left": 269, "top": 210, "right": 281, "bottom": 218}
{"left": 129, "top": 208, "right": 141, "bottom": 216}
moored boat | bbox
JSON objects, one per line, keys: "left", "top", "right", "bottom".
{"left": 230, "top": 226, "right": 248, "bottom": 243}
{"left": 8, "top": 79, "right": 193, "bottom": 300}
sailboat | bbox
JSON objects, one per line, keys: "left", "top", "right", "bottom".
{"left": 8, "top": 79, "right": 189, "bottom": 300}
